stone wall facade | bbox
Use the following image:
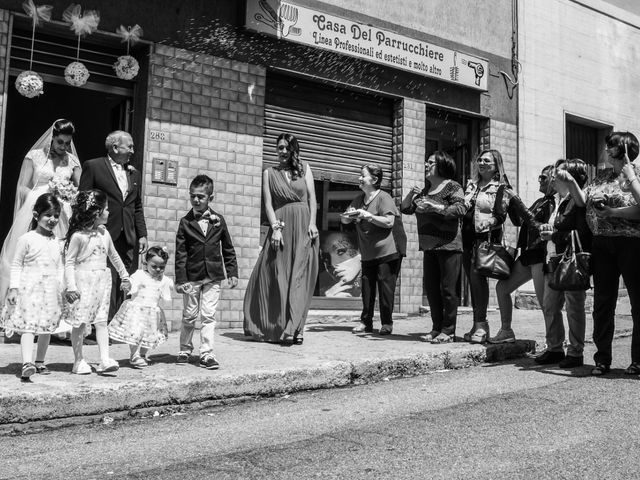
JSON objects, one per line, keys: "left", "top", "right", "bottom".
{"left": 143, "top": 44, "right": 265, "bottom": 329}
{"left": 394, "top": 99, "right": 426, "bottom": 314}
{"left": 519, "top": 0, "right": 640, "bottom": 206}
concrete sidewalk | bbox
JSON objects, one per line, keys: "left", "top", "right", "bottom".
{"left": 0, "top": 296, "right": 633, "bottom": 428}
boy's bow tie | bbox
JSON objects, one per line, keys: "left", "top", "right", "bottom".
{"left": 195, "top": 210, "right": 220, "bottom": 225}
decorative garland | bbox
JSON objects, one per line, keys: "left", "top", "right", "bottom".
{"left": 114, "top": 24, "right": 142, "bottom": 80}
{"left": 62, "top": 3, "right": 99, "bottom": 87}
{"left": 15, "top": 0, "right": 51, "bottom": 98}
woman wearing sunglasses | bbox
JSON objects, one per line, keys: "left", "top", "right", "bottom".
{"left": 490, "top": 165, "right": 557, "bottom": 344}
{"left": 461, "top": 149, "right": 513, "bottom": 343}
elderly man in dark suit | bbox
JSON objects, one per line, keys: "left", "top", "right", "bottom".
{"left": 79, "top": 130, "right": 148, "bottom": 320}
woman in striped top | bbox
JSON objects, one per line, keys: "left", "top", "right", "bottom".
{"left": 401, "top": 151, "right": 466, "bottom": 343}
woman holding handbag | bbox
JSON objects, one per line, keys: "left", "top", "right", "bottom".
{"left": 490, "top": 165, "right": 557, "bottom": 344}
{"left": 537, "top": 159, "right": 592, "bottom": 367}
{"left": 461, "top": 149, "right": 513, "bottom": 344}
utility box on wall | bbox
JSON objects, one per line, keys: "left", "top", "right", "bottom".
{"left": 152, "top": 158, "right": 178, "bottom": 185}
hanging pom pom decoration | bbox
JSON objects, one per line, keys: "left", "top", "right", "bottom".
{"left": 64, "top": 61, "right": 89, "bottom": 86}
{"left": 113, "top": 24, "right": 142, "bottom": 80}
{"left": 15, "top": 0, "right": 52, "bottom": 98}
{"left": 15, "top": 70, "right": 44, "bottom": 98}
{"left": 62, "top": 4, "right": 100, "bottom": 87}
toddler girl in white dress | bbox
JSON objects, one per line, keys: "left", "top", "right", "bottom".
{"left": 2, "top": 193, "right": 64, "bottom": 380}
{"left": 63, "top": 190, "right": 131, "bottom": 375}
{"left": 109, "top": 246, "right": 173, "bottom": 368}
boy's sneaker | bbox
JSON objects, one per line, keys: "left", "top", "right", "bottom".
{"left": 200, "top": 354, "right": 220, "bottom": 370}
{"left": 21, "top": 362, "right": 36, "bottom": 379}
{"left": 352, "top": 322, "right": 373, "bottom": 334}
{"left": 176, "top": 352, "right": 190, "bottom": 364}
{"left": 35, "top": 362, "right": 51, "bottom": 375}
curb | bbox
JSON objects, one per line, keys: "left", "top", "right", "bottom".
{"left": 0, "top": 341, "right": 536, "bottom": 427}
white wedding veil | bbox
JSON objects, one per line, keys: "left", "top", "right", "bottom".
{"left": 13, "top": 119, "right": 79, "bottom": 217}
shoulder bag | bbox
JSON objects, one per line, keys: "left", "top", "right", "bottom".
{"left": 471, "top": 184, "right": 516, "bottom": 280}
{"left": 547, "top": 230, "right": 591, "bottom": 291}
{"left": 473, "top": 231, "right": 516, "bottom": 280}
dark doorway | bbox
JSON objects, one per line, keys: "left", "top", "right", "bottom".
{"left": 565, "top": 118, "right": 611, "bottom": 182}
{"left": 0, "top": 80, "right": 132, "bottom": 243}
{"left": 425, "top": 108, "right": 479, "bottom": 307}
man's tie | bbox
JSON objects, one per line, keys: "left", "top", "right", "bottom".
{"left": 114, "top": 163, "right": 128, "bottom": 200}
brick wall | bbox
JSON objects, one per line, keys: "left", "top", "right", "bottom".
{"left": 395, "top": 98, "right": 426, "bottom": 314}
{"left": 144, "top": 44, "right": 265, "bottom": 329}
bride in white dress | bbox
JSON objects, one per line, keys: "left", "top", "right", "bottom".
{"left": 0, "top": 119, "right": 80, "bottom": 307}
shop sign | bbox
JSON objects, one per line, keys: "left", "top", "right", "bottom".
{"left": 246, "top": 0, "right": 488, "bottom": 91}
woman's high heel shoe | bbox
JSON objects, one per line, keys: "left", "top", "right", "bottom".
{"left": 293, "top": 333, "right": 303, "bottom": 345}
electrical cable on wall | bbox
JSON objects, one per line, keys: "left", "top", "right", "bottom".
{"left": 499, "top": 0, "right": 521, "bottom": 99}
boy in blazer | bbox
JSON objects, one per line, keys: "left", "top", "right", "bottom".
{"left": 79, "top": 131, "right": 147, "bottom": 321}
{"left": 175, "top": 174, "right": 238, "bottom": 369}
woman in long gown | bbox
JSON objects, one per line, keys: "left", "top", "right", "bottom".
{"left": 243, "top": 133, "right": 319, "bottom": 344}
{"left": 0, "top": 119, "right": 79, "bottom": 306}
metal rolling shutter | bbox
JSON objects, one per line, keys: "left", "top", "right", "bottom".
{"left": 264, "top": 73, "right": 394, "bottom": 187}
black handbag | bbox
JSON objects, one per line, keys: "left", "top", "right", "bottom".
{"left": 473, "top": 233, "right": 516, "bottom": 280}
{"left": 547, "top": 230, "right": 591, "bottom": 291}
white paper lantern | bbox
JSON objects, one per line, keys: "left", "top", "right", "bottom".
{"left": 64, "top": 61, "right": 90, "bottom": 87}
{"left": 113, "top": 55, "right": 139, "bottom": 80}
{"left": 15, "top": 70, "right": 44, "bottom": 98}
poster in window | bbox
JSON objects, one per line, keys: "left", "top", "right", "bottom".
{"left": 318, "top": 230, "right": 362, "bottom": 298}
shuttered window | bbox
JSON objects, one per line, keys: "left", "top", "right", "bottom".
{"left": 10, "top": 18, "right": 135, "bottom": 95}
{"left": 566, "top": 119, "right": 600, "bottom": 182}
{"left": 264, "top": 73, "right": 394, "bottom": 187}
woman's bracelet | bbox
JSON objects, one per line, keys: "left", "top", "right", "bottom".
{"left": 629, "top": 176, "right": 638, "bottom": 184}
{"left": 272, "top": 220, "right": 285, "bottom": 231}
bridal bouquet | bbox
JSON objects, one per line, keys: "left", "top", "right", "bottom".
{"left": 49, "top": 175, "right": 78, "bottom": 203}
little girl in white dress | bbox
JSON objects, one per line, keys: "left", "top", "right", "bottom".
{"left": 109, "top": 246, "right": 173, "bottom": 368}
{"left": 1, "top": 193, "right": 64, "bottom": 380}
{"left": 63, "top": 190, "right": 131, "bottom": 375}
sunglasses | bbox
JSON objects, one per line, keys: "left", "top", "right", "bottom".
{"left": 476, "top": 158, "right": 494, "bottom": 165}
{"left": 538, "top": 175, "right": 549, "bottom": 182}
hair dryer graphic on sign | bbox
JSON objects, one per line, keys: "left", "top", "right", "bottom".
{"left": 255, "top": 0, "right": 301, "bottom": 37}
{"left": 462, "top": 59, "right": 485, "bottom": 86}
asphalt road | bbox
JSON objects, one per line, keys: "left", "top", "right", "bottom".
{"left": 2, "top": 338, "right": 639, "bottom": 480}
